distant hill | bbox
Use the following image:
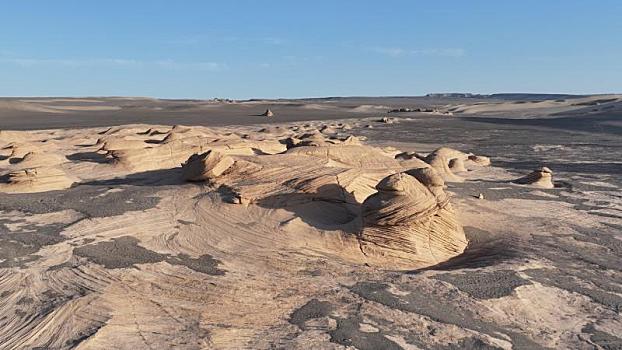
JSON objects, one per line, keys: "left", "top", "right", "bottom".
{"left": 426, "top": 93, "right": 588, "bottom": 101}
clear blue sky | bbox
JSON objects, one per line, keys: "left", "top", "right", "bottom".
{"left": 1, "top": 1, "right": 621, "bottom": 98}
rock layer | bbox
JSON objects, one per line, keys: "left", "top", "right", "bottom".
{"left": 360, "top": 173, "right": 467, "bottom": 268}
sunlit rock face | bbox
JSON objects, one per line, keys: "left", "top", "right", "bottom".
{"left": 360, "top": 172, "right": 467, "bottom": 268}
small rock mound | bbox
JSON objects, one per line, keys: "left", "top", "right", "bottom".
{"left": 513, "top": 167, "right": 554, "bottom": 188}
{"left": 378, "top": 116, "right": 396, "bottom": 124}
{"left": 406, "top": 167, "right": 446, "bottom": 197}
{"left": 0, "top": 167, "right": 75, "bottom": 193}
{"left": 424, "top": 147, "right": 467, "bottom": 182}
{"left": 182, "top": 151, "right": 235, "bottom": 181}
{"left": 261, "top": 108, "right": 274, "bottom": 117}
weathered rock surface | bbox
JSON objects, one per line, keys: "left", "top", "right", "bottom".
{"left": 513, "top": 167, "right": 555, "bottom": 188}
{"left": 360, "top": 173, "right": 467, "bottom": 267}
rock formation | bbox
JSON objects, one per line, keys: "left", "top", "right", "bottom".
{"left": 424, "top": 147, "right": 468, "bottom": 182}
{"left": 261, "top": 108, "right": 274, "bottom": 117}
{"left": 467, "top": 154, "right": 491, "bottom": 166}
{"left": 513, "top": 167, "right": 555, "bottom": 188}
{"left": 182, "top": 150, "right": 235, "bottom": 181}
{"left": 180, "top": 138, "right": 467, "bottom": 268}
{"left": 360, "top": 172, "right": 467, "bottom": 268}
{"left": 0, "top": 167, "right": 75, "bottom": 193}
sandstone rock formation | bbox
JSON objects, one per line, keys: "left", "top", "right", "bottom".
{"left": 467, "top": 154, "right": 491, "bottom": 166}
{"left": 108, "top": 134, "right": 286, "bottom": 172}
{"left": 180, "top": 139, "right": 467, "bottom": 268}
{"left": 360, "top": 172, "right": 467, "bottom": 268}
{"left": 448, "top": 157, "right": 467, "bottom": 173}
{"left": 182, "top": 150, "right": 235, "bottom": 181}
{"left": 424, "top": 147, "right": 468, "bottom": 182}
{"left": 0, "top": 167, "right": 75, "bottom": 193}
{"left": 513, "top": 167, "right": 555, "bottom": 188}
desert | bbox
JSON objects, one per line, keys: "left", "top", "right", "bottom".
{"left": 1, "top": 94, "right": 621, "bottom": 349}
{"left": 2, "top": 1, "right": 622, "bottom": 348}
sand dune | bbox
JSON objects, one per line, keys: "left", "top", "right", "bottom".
{"left": 449, "top": 94, "right": 622, "bottom": 116}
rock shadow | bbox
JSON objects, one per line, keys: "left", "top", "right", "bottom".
{"left": 66, "top": 151, "right": 109, "bottom": 164}
{"left": 254, "top": 183, "right": 362, "bottom": 234}
{"left": 81, "top": 168, "right": 187, "bottom": 187}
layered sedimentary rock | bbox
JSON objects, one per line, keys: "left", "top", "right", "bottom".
{"left": 0, "top": 167, "right": 75, "bottom": 193}
{"left": 9, "top": 151, "right": 66, "bottom": 168}
{"left": 182, "top": 151, "right": 235, "bottom": 181}
{"left": 183, "top": 145, "right": 393, "bottom": 204}
{"left": 360, "top": 172, "right": 467, "bottom": 268}
{"left": 286, "top": 144, "right": 401, "bottom": 169}
{"left": 424, "top": 147, "right": 468, "bottom": 182}
{"left": 182, "top": 141, "right": 467, "bottom": 268}
{"left": 108, "top": 135, "right": 286, "bottom": 172}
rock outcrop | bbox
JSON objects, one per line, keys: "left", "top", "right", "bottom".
{"left": 424, "top": 147, "right": 468, "bottom": 182}
{"left": 261, "top": 108, "right": 274, "bottom": 117}
{"left": 360, "top": 172, "right": 467, "bottom": 268}
{"left": 0, "top": 167, "right": 75, "bottom": 193}
{"left": 467, "top": 154, "right": 491, "bottom": 166}
{"left": 513, "top": 167, "right": 554, "bottom": 188}
{"left": 182, "top": 151, "right": 235, "bottom": 181}
{"left": 181, "top": 140, "right": 468, "bottom": 269}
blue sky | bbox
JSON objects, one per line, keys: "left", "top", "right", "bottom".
{"left": 1, "top": 1, "right": 621, "bottom": 98}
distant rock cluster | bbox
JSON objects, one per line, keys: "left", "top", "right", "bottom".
{"left": 387, "top": 107, "right": 453, "bottom": 115}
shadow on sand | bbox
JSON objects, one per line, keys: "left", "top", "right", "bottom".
{"left": 252, "top": 183, "right": 363, "bottom": 234}
{"left": 414, "top": 227, "right": 525, "bottom": 272}
{"left": 81, "top": 168, "right": 188, "bottom": 187}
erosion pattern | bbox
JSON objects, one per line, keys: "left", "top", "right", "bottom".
{"left": 1, "top": 112, "right": 621, "bottom": 349}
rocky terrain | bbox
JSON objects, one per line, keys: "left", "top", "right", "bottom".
{"left": 0, "top": 95, "right": 621, "bottom": 349}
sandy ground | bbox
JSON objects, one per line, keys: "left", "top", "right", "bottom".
{"left": 0, "top": 95, "right": 621, "bottom": 349}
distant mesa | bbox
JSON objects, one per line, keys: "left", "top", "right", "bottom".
{"left": 426, "top": 93, "right": 483, "bottom": 98}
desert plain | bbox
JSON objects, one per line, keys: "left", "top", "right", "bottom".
{"left": 0, "top": 94, "right": 621, "bottom": 349}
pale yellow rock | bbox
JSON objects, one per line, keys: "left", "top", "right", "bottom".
{"left": 448, "top": 157, "right": 467, "bottom": 173}
{"left": 0, "top": 167, "right": 75, "bottom": 193}
{"left": 286, "top": 145, "right": 401, "bottom": 169}
{"left": 360, "top": 172, "right": 467, "bottom": 268}
{"left": 182, "top": 151, "right": 235, "bottom": 181}
{"left": 467, "top": 154, "right": 491, "bottom": 166}
{"left": 425, "top": 147, "right": 467, "bottom": 182}
{"left": 514, "top": 167, "right": 555, "bottom": 189}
